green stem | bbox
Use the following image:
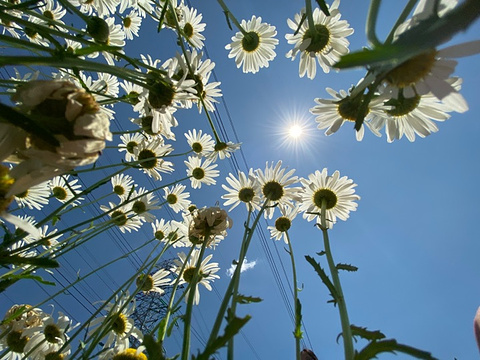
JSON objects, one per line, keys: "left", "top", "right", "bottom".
{"left": 286, "top": 231, "right": 301, "bottom": 360}
{"left": 385, "top": 0, "right": 419, "bottom": 44}
{"left": 181, "top": 240, "right": 209, "bottom": 360}
{"left": 320, "top": 199, "right": 354, "bottom": 360}
{"left": 215, "top": 0, "right": 248, "bottom": 36}
{"left": 305, "top": 0, "right": 317, "bottom": 34}
{"left": 366, "top": 0, "right": 382, "bottom": 47}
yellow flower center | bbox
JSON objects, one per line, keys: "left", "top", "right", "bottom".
{"left": 6, "top": 330, "right": 28, "bottom": 353}
{"left": 242, "top": 31, "right": 260, "bottom": 52}
{"left": 262, "top": 181, "right": 284, "bottom": 201}
{"left": 111, "top": 313, "right": 128, "bottom": 335}
{"left": 303, "top": 24, "right": 330, "bottom": 53}
{"left": 136, "top": 274, "right": 154, "bottom": 292}
{"left": 313, "top": 189, "right": 337, "bottom": 209}
{"left": 385, "top": 50, "right": 437, "bottom": 88}
{"left": 112, "top": 348, "right": 147, "bottom": 360}
{"left": 275, "top": 216, "right": 291, "bottom": 232}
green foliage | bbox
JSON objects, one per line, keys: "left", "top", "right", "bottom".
{"left": 355, "top": 339, "right": 438, "bottom": 360}
{"left": 350, "top": 325, "right": 385, "bottom": 341}
{"left": 336, "top": 263, "right": 358, "bottom": 272}
{"left": 143, "top": 334, "right": 166, "bottom": 360}
{"left": 305, "top": 255, "right": 338, "bottom": 303}
{"left": 294, "top": 298, "right": 303, "bottom": 340}
{"left": 0, "top": 273, "right": 55, "bottom": 292}
{"left": 235, "top": 294, "right": 263, "bottom": 304}
{"left": 315, "top": 0, "right": 330, "bottom": 17}
{"left": 193, "top": 315, "right": 251, "bottom": 360}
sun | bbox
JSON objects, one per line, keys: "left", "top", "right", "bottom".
{"left": 288, "top": 124, "right": 304, "bottom": 139}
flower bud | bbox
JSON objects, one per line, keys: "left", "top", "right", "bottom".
{"left": 86, "top": 16, "right": 110, "bottom": 44}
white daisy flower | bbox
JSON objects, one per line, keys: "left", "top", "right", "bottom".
{"left": 111, "top": 173, "right": 134, "bottom": 200}
{"left": 225, "top": 15, "right": 279, "bottom": 74}
{"left": 285, "top": 0, "right": 353, "bottom": 79}
{"left": 136, "top": 268, "right": 171, "bottom": 294}
{"left": 87, "top": 17, "right": 125, "bottom": 65}
{"left": 185, "top": 129, "right": 215, "bottom": 157}
{"left": 119, "top": 133, "right": 145, "bottom": 162}
{"left": 221, "top": 169, "right": 261, "bottom": 212}
{"left": 151, "top": 218, "right": 189, "bottom": 247}
{"left": 23, "top": 16, "right": 50, "bottom": 47}
{"left": 208, "top": 141, "right": 242, "bottom": 162}
{"left": 91, "top": 72, "right": 120, "bottom": 103}
{"left": 122, "top": 10, "right": 142, "bottom": 40}
{"left": 25, "top": 224, "right": 62, "bottom": 252}
{"left": 369, "top": 80, "right": 462, "bottom": 142}
{"left": 310, "top": 87, "right": 385, "bottom": 141}
{"left": 255, "top": 160, "right": 300, "bottom": 219}
{"left": 49, "top": 175, "right": 83, "bottom": 206}
{"left": 78, "top": 0, "right": 119, "bottom": 17}
{"left": 133, "top": 138, "right": 174, "bottom": 181}
{"left": 163, "top": 184, "right": 191, "bottom": 213}
{"left": 184, "top": 156, "right": 219, "bottom": 189}
{"left": 120, "top": 80, "right": 144, "bottom": 106}
{"left": 268, "top": 205, "right": 300, "bottom": 244}
{"left": 100, "top": 202, "right": 143, "bottom": 233}
{"left": 99, "top": 344, "right": 147, "bottom": 360}
{"left": 179, "top": 5, "right": 206, "bottom": 49}
{"left": 299, "top": 168, "right": 360, "bottom": 228}
{"left": 37, "top": 0, "right": 67, "bottom": 28}
{"left": 14, "top": 181, "right": 50, "bottom": 210}
{"left": 88, "top": 292, "right": 143, "bottom": 349}
{"left": 171, "top": 249, "right": 220, "bottom": 305}
{"left": 127, "top": 187, "right": 160, "bottom": 223}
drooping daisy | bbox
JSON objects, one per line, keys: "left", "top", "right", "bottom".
{"left": 221, "top": 169, "right": 261, "bottom": 211}
{"left": 119, "top": 133, "right": 145, "bottom": 162}
{"left": 88, "top": 292, "right": 143, "bottom": 349}
{"left": 171, "top": 249, "right": 220, "bottom": 305}
{"left": 184, "top": 156, "right": 219, "bottom": 189}
{"left": 310, "top": 87, "right": 385, "bottom": 141}
{"left": 25, "top": 224, "right": 63, "bottom": 253}
{"left": 368, "top": 80, "right": 460, "bottom": 142}
{"left": 255, "top": 161, "right": 300, "bottom": 219}
{"left": 111, "top": 173, "right": 135, "bottom": 200}
{"left": 133, "top": 138, "right": 174, "bottom": 181}
{"left": 127, "top": 187, "right": 160, "bottom": 223}
{"left": 100, "top": 202, "right": 143, "bottom": 233}
{"left": 299, "top": 168, "right": 360, "bottom": 228}
{"left": 22, "top": 312, "right": 75, "bottom": 359}
{"left": 285, "top": 0, "right": 353, "bottom": 79}
{"left": 268, "top": 205, "right": 300, "bottom": 244}
{"left": 163, "top": 184, "right": 191, "bottom": 213}
{"left": 136, "top": 268, "right": 171, "bottom": 294}
{"left": 49, "top": 175, "right": 84, "bottom": 206}
{"left": 225, "top": 15, "right": 279, "bottom": 74}
{"left": 179, "top": 5, "right": 206, "bottom": 49}
{"left": 14, "top": 181, "right": 50, "bottom": 210}
{"left": 122, "top": 10, "right": 142, "bottom": 40}
{"left": 185, "top": 129, "right": 215, "bottom": 157}
{"left": 208, "top": 141, "right": 242, "bottom": 162}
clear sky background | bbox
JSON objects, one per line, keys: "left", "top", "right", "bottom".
{"left": 1, "top": 0, "right": 480, "bottom": 359}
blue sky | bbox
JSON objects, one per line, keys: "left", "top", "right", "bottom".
{"left": 1, "top": 0, "right": 480, "bottom": 359}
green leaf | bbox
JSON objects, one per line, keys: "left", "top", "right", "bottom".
{"left": 166, "top": 316, "right": 181, "bottom": 337}
{"left": 294, "top": 298, "right": 303, "bottom": 339}
{"left": 0, "top": 254, "right": 59, "bottom": 268}
{"left": 355, "top": 339, "right": 438, "bottom": 360}
{"left": 315, "top": 0, "right": 330, "bottom": 16}
{"left": 194, "top": 315, "right": 251, "bottom": 360}
{"left": 0, "top": 274, "right": 55, "bottom": 292}
{"left": 336, "top": 263, "right": 358, "bottom": 272}
{"left": 305, "top": 255, "right": 338, "bottom": 302}
{"left": 236, "top": 294, "right": 263, "bottom": 304}
{"left": 350, "top": 325, "right": 385, "bottom": 341}
{"left": 143, "top": 334, "right": 165, "bottom": 360}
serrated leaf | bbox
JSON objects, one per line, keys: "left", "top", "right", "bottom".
{"left": 336, "top": 263, "right": 358, "bottom": 272}
{"left": 355, "top": 339, "right": 438, "bottom": 360}
{"left": 194, "top": 315, "right": 251, "bottom": 360}
{"left": 305, "top": 255, "right": 338, "bottom": 301}
{"left": 315, "top": 0, "right": 330, "bottom": 16}
{"left": 294, "top": 298, "right": 303, "bottom": 339}
{"left": 0, "top": 254, "right": 59, "bottom": 268}
{"left": 317, "top": 251, "right": 326, "bottom": 256}
{"left": 143, "top": 334, "right": 165, "bottom": 360}
{"left": 236, "top": 294, "right": 262, "bottom": 304}
{"left": 166, "top": 316, "right": 180, "bottom": 337}
{"left": 350, "top": 325, "right": 385, "bottom": 341}
{"left": 223, "top": 11, "right": 233, "bottom": 31}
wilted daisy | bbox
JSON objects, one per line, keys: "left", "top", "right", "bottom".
{"left": 88, "top": 292, "right": 143, "bottom": 348}
{"left": 299, "top": 168, "right": 360, "bottom": 228}
{"left": 255, "top": 161, "right": 300, "bottom": 219}
{"left": 172, "top": 249, "right": 220, "bottom": 305}
{"left": 127, "top": 187, "right": 160, "bottom": 222}
{"left": 208, "top": 141, "right": 242, "bottom": 162}
{"left": 310, "top": 87, "right": 385, "bottom": 141}
{"left": 136, "top": 268, "right": 171, "bottom": 294}
{"left": 268, "top": 205, "right": 300, "bottom": 244}
{"left": 221, "top": 169, "right": 261, "bottom": 211}
{"left": 180, "top": 5, "right": 206, "bottom": 49}
{"left": 50, "top": 175, "right": 84, "bottom": 206}
{"left": 119, "top": 133, "right": 145, "bottom": 162}
{"left": 14, "top": 181, "right": 50, "bottom": 210}
{"left": 285, "top": 0, "right": 353, "bottom": 79}
{"left": 185, "top": 129, "right": 215, "bottom": 157}
{"left": 185, "top": 156, "right": 219, "bottom": 189}
{"left": 134, "top": 138, "right": 174, "bottom": 181}
{"left": 163, "top": 184, "right": 191, "bottom": 213}
{"left": 188, "top": 206, "right": 232, "bottom": 247}
{"left": 225, "top": 15, "right": 279, "bottom": 74}
{"left": 22, "top": 311, "right": 75, "bottom": 359}
{"left": 100, "top": 202, "right": 143, "bottom": 233}
{"left": 111, "top": 173, "right": 134, "bottom": 200}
